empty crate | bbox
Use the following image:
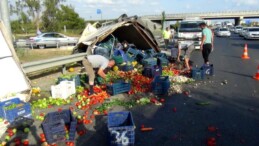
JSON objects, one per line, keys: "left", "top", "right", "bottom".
{"left": 201, "top": 64, "right": 214, "bottom": 76}
{"left": 41, "top": 110, "right": 77, "bottom": 144}
{"left": 107, "top": 82, "right": 131, "bottom": 95}
{"left": 191, "top": 67, "right": 205, "bottom": 80}
{"left": 108, "top": 111, "right": 135, "bottom": 146}
{"left": 151, "top": 76, "right": 170, "bottom": 95}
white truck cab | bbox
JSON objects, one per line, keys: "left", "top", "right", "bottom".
{"left": 177, "top": 18, "right": 204, "bottom": 49}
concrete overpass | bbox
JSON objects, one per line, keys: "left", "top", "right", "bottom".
{"left": 142, "top": 10, "right": 259, "bottom": 25}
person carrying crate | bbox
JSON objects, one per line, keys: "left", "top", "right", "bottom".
{"left": 82, "top": 55, "right": 115, "bottom": 95}
{"left": 177, "top": 42, "right": 195, "bottom": 72}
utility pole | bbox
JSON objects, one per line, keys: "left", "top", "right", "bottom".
{"left": 0, "top": 0, "right": 12, "bottom": 42}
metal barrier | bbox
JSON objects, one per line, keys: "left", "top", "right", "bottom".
{"left": 21, "top": 53, "right": 87, "bottom": 74}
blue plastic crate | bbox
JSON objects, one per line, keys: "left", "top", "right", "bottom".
{"left": 145, "top": 49, "right": 156, "bottom": 58}
{"left": 57, "top": 75, "right": 81, "bottom": 87}
{"left": 107, "top": 82, "right": 131, "bottom": 95}
{"left": 157, "top": 57, "right": 169, "bottom": 66}
{"left": 41, "top": 110, "right": 77, "bottom": 144}
{"left": 154, "top": 52, "right": 167, "bottom": 58}
{"left": 126, "top": 48, "right": 140, "bottom": 57}
{"left": 191, "top": 67, "right": 205, "bottom": 80}
{"left": 142, "top": 58, "right": 157, "bottom": 67}
{"left": 151, "top": 76, "right": 170, "bottom": 95}
{"left": 114, "top": 50, "right": 128, "bottom": 64}
{"left": 201, "top": 64, "right": 214, "bottom": 76}
{"left": 108, "top": 111, "right": 135, "bottom": 146}
{"left": 142, "top": 65, "right": 162, "bottom": 78}
{"left": 0, "top": 98, "right": 32, "bottom": 123}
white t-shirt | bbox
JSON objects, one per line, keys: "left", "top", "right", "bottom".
{"left": 87, "top": 55, "right": 109, "bottom": 69}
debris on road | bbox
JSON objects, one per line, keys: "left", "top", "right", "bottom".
{"left": 196, "top": 101, "right": 211, "bottom": 106}
{"left": 140, "top": 127, "right": 154, "bottom": 132}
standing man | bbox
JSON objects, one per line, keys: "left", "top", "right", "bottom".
{"left": 82, "top": 55, "right": 115, "bottom": 95}
{"left": 162, "top": 27, "right": 171, "bottom": 50}
{"left": 199, "top": 22, "right": 213, "bottom": 65}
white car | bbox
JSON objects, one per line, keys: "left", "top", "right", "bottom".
{"left": 215, "top": 28, "right": 231, "bottom": 37}
{"left": 27, "top": 32, "right": 78, "bottom": 49}
{"left": 239, "top": 27, "right": 248, "bottom": 37}
{"left": 244, "top": 27, "right": 259, "bottom": 40}
{"left": 234, "top": 26, "right": 243, "bottom": 34}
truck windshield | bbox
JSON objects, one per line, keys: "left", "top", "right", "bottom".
{"left": 179, "top": 22, "right": 201, "bottom": 32}
{"left": 220, "top": 28, "right": 228, "bottom": 31}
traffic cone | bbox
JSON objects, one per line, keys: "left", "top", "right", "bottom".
{"left": 241, "top": 44, "right": 250, "bottom": 59}
{"left": 253, "top": 65, "right": 259, "bottom": 80}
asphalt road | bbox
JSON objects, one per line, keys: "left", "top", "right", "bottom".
{"left": 3, "top": 33, "right": 259, "bottom": 146}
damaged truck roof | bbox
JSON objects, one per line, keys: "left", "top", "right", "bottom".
{"left": 74, "top": 19, "right": 160, "bottom": 54}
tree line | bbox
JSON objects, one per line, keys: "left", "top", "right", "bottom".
{"left": 9, "top": 0, "right": 85, "bottom": 34}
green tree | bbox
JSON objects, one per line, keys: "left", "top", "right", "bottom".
{"left": 161, "top": 11, "right": 165, "bottom": 30}
{"left": 57, "top": 5, "right": 85, "bottom": 30}
{"left": 24, "top": 0, "right": 42, "bottom": 31}
{"left": 41, "top": 0, "right": 65, "bottom": 31}
{"left": 171, "top": 21, "right": 180, "bottom": 31}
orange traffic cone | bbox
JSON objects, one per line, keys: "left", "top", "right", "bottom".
{"left": 253, "top": 65, "right": 259, "bottom": 80}
{"left": 241, "top": 44, "right": 250, "bottom": 59}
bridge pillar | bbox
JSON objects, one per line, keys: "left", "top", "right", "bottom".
{"left": 235, "top": 16, "right": 243, "bottom": 26}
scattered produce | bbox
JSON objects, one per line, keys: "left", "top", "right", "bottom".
{"left": 140, "top": 127, "right": 154, "bottom": 132}
{"left": 196, "top": 102, "right": 211, "bottom": 106}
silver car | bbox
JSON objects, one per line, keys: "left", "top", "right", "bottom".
{"left": 239, "top": 27, "right": 248, "bottom": 37}
{"left": 234, "top": 26, "right": 242, "bottom": 34}
{"left": 215, "top": 28, "right": 231, "bottom": 37}
{"left": 27, "top": 32, "right": 78, "bottom": 49}
{"left": 244, "top": 27, "right": 259, "bottom": 40}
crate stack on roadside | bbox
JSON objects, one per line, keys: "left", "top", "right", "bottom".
{"left": 191, "top": 64, "right": 214, "bottom": 80}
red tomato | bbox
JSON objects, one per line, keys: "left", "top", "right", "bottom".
{"left": 173, "top": 107, "right": 177, "bottom": 112}
{"left": 160, "top": 98, "right": 165, "bottom": 102}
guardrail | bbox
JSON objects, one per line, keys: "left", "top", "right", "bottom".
{"left": 21, "top": 53, "right": 87, "bottom": 74}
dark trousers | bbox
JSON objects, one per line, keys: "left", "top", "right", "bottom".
{"left": 164, "top": 39, "right": 169, "bottom": 50}
{"left": 202, "top": 44, "right": 212, "bottom": 63}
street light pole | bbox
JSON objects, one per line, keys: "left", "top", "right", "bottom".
{"left": 0, "top": 0, "right": 12, "bottom": 42}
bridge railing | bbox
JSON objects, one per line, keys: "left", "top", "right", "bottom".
{"left": 143, "top": 10, "right": 259, "bottom": 19}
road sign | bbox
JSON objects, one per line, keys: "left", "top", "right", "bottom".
{"left": 97, "top": 9, "right": 102, "bottom": 14}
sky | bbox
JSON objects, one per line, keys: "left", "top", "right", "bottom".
{"left": 65, "top": 0, "right": 259, "bottom": 20}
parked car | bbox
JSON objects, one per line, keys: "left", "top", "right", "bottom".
{"left": 215, "top": 28, "right": 231, "bottom": 37}
{"left": 239, "top": 27, "right": 248, "bottom": 37}
{"left": 26, "top": 32, "right": 78, "bottom": 49}
{"left": 234, "top": 26, "right": 243, "bottom": 34}
{"left": 244, "top": 27, "right": 259, "bottom": 40}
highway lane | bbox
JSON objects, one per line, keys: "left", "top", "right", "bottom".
{"left": 132, "top": 34, "right": 259, "bottom": 146}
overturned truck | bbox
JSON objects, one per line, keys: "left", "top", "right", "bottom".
{"left": 73, "top": 17, "right": 160, "bottom": 57}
